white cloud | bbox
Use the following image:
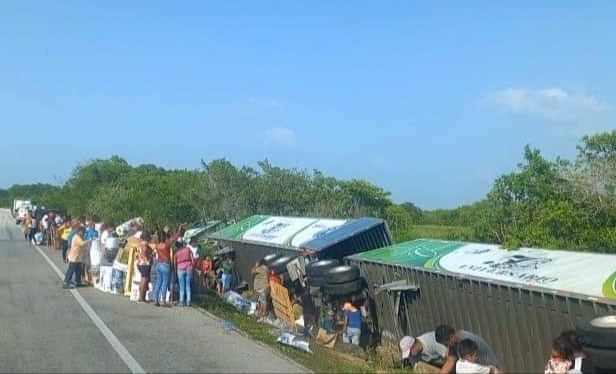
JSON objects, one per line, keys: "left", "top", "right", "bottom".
{"left": 483, "top": 87, "right": 611, "bottom": 125}
{"left": 265, "top": 126, "right": 298, "bottom": 146}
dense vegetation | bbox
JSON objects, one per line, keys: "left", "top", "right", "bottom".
{"left": 2, "top": 131, "right": 616, "bottom": 253}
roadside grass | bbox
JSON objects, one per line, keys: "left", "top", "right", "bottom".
{"left": 195, "top": 292, "right": 409, "bottom": 373}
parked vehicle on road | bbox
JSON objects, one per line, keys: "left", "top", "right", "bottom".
{"left": 13, "top": 199, "right": 34, "bottom": 224}
{"left": 12, "top": 198, "right": 32, "bottom": 223}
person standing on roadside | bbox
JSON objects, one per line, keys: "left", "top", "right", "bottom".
{"left": 217, "top": 255, "right": 234, "bottom": 296}
{"left": 135, "top": 230, "right": 154, "bottom": 303}
{"left": 174, "top": 242, "right": 195, "bottom": 307}
{"left": 22, "top": 211, "right": 35, "bottom": 242}
{"left": 252, "top": 259, "right": 269, "bottom": 318}
{"left": 28, "top": 212, "right": 38, "bottom": 243}
{"left": 85, "top": 221, "right": 98, "bottom": 240}
{"left": 62, "top": 226, "right": 90, "bottom": 289}
{"left": 152, "top": 225, "right": 183, "bottom": 307}
{"left": 186, "top": 237, "right": 201, "bottom": 292}
{"left": 58, "top": 217, "right": 72, "bottom": 262}
{"left": 65, "top": 223, "right": 80, "bottom": 260}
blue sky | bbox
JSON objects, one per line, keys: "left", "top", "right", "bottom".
{"left": 1, "top": 1, "right": 615, "bottom": 209}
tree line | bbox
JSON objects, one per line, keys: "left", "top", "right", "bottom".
{"left": 2, "top": 130, "right": 615, "bottom": 253}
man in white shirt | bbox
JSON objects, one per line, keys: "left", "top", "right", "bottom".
{"left": 400, "top": 332, "right": 448, "bottom": 373}
{"left": 41, "top": 214, "right": 49, "bottom": 231}
{"left": 95, "top": 222, "right": 103, "bottom": 236}
{"left": 186, "top": 237, "right": 200, "bottom": 259}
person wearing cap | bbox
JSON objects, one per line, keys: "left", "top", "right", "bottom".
{"left": 342, "top": 301, "right": 362, "bottom": 346}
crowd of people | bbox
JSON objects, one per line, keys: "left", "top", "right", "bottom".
{"left": 22, "top": 210, "right": 593, "bottom": 372}
{"left": 16, "top": 209, "right": 411, "bottom": 355}
{"left": 399, "top": 324, "right": 586, "bottom": 374}
{"left": 21, "top": 212, "right": 210, "bottom": 307}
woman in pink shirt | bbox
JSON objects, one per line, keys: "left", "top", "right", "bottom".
{"left": 174, "top": 242, "right": 195, "bottom": 307}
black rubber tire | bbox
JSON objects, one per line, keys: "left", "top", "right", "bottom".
{"left": 576, "top": 316, "right": 616, "bottom": 349}
{"left": 324, "top": 265, "right": 360, "bottom": 284}
{"left": 323, "top": 278, "right": 365, "bottom": 296}
{"left": 306, "top": 276, "right": 325, "bottom": 287}
{"left": 269, "top": 256, "right": 294, "bottom": 274}
{"left": 582, "top": 345, "right": 616, "bottom": 371}
{"left": 263, "top": 253, "right": 281, "bottom": 266}
{"left": 306, "top": 259, "right": 339, "bottom": 277}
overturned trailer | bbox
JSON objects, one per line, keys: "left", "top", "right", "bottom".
{"left": 207, "top": 215, "right": 393, "bottom": 289}
{"left": 346, "top": 239, "right": 616, "bottom": 373}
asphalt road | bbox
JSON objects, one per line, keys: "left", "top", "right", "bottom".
{"left": 0, "top": 208, "right": 308, "bottom": 374}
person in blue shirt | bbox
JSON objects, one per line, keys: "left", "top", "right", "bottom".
{"left": 85, "top": 222, "right": 99, "bottom": 240}
{"left": 342, "top": 301, "right": 362, "bottom": 346}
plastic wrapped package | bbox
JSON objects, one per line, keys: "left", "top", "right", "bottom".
{"left": 98, "top": 266, "right": 113, "bottom": 293}
{"left": 277, "top": 333, "right": 312, "bottom": 353}
{"left": 115, "top": 217, "right": 144, "bottom": 237}
{"left": 110, "top": 269, "right": 125, "bottom": 294}
{"left": 90, "top": 239, "right": 102, "bottom": 267}
{"left": 224, "top": 291, "right": 257, "bottom": 315}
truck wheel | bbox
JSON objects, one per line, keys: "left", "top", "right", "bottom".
{"left": 269, "top": 256, "right": 294, "bottom": 274}
{"left": 263, "top": 253, "right": 281, "bottom": 266}
{"left": 306, "top": 276, "right": 325, "bottom": 287}
{"left": 323, "top": 278, "right": 365, "bottom": 296}
{"left": 582, "top": 345, "right": 616, "bottom": 370}
{"left": 324, "top": 265, "right": 360, "bottom": 284}
{"left": 306, "top": 259, "right": 339, "bottom": 277}
{"left": 576, "top": 315, "right": 616, "bottom": 349}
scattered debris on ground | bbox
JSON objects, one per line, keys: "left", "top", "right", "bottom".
{"left": 195, "top": 292, "right": 410, "bottom": 373}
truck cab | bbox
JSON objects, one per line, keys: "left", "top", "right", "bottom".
{"left": 14, "top": 199, "right": 34, "bottom": 225}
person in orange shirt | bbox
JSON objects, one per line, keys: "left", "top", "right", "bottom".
{"left": 62, "top": 226, "right": 90, "bottom": 289}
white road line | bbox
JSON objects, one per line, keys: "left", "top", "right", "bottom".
{"left": 34, "top": 244, "right": 146, "bottom": 374}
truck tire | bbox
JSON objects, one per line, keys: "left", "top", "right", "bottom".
{"left": 306, "top": 259, "right": 339, "bottom": 277}
{"left": 306, "top": 276, "right": 325, "bottom": 287}
{"left": 576, "top": 315, "right": 616, "bottom": 349}
{"left": 323, "top": 278, "right": 365, "bottom": 296}
{"left": 324, "top": 265, "right": 360, "bottom": 284}
{"left": 263, "top": 253, "right": 281, "bottom": 266}
{"left": 270, "top": 256, "right": 294, "bottom": 274}
{"left": 582, "top": 345, "right": 616, "bottom": 371}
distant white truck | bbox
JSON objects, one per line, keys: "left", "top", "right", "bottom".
{"left": 12, "top": 198, "right": 33, "bottom": 224}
